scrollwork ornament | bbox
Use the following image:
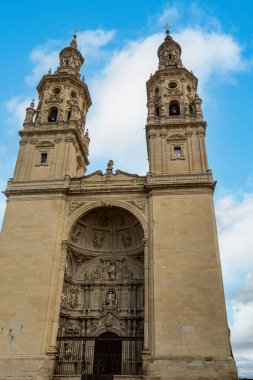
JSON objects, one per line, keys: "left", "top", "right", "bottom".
{"left": 130, "top": 200, "right": 146, "bottom": 213}
{"left": 68, "top": 201, "right": 85, "bottom": 215}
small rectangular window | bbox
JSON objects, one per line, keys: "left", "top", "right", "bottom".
{"left": 40, "top": 153, "right": 48, "bottom": 164}
{"left": 174, "top": 147, "right": 181, "bottom": 158}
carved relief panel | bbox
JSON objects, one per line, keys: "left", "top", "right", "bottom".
{"left": 60, "top": 206, "right": 144, "bottom": 337}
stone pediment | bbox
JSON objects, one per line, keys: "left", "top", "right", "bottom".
{"left": 83, "top": 169, "right": 143, "bottom": 182}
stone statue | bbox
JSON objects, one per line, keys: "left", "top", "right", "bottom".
{"left": 105, "top": 289, "right": 117, "bottom": 308}
{"left": 108, "top": 261, "right": 116, "bottom": 280}
{"left": 71, "top": 226, "right": 81, "bottom": 243}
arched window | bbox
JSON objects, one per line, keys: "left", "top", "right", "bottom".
{"left": 169, "top": 101, "right": 180, "bottom": 116}
{"left": 67, "top": 110, "right": 72, "bottom": 120}
{"left": 155, "top": 106, "right": 160, "bottom": 116}
{"left": 48, "top": 107, "right": 58, "bottom": 122}
{"left": 189, "top": 104, "right": 194, "bottom": 115}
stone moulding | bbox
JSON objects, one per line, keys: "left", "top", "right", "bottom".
{"left": 4, "top": 177, "right": 70, "bottom": 196}
{"left": 146, "top": 171, "right": 215, "bottom": 188}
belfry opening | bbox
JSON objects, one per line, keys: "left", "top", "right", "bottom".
{"left": 55, "top": 206, "right": 144, "bottom": 376}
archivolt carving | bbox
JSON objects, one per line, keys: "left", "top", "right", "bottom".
{"left": 129, "top": 200, "right": 146, "bottom": 213}
{"left": 59, "top": 206, "right": 144, "bottom": 338}
{"left": 68, "top": 201, "right": 85, "bottom": 215}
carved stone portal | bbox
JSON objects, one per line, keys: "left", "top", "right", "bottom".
{"left": 59, "top": 206, "right": 144, "bottom": 339}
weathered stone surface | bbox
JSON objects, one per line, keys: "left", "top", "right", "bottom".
{"left": 0, "top": 32, "right": 238, "bottom": 380}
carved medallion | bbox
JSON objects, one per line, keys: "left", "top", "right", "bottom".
{"left": 93, "top": 231, "right": 105, "bottom": 248}
{"left": 105, "top": 313, "right": 114, "bottom": 326}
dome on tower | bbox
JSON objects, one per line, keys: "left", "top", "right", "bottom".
{"left": 56, "top": 34, "right": 84, "bottom": 78}
{"left": 157, "top": 31, "right": 183, "bottom": 70}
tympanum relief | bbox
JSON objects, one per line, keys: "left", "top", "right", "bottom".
{"left": 59, "top": 207, "right": 144, "bottom": 337}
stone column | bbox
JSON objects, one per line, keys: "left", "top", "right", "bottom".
{"left": 143, "top": 237, "right": 150, "bottom": 352}
{"left": 47, "top": 240, "right": 68, "bottom": 353}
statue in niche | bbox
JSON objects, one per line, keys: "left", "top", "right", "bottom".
{"left": 90, "top": 263, "right": 102, "bottom": 281}
{"left": 69, "top": 287, "right": 79, "bottom": 309}
{"left": 121, "top": 230, "right": 132, "bottom": 248}
{"left": 104, "top": 289, "right": 117, "bottom": 309}
{"left": 121, "top": 259, "right": 131, "bottom": 279}
{"left": 71, "top": 226, "right": 81, "bottom": 243}
{"left": 105, "top": 313, "right": 114, "bottom": 326}
{"left": 93, "top": 231, "right": 105, "bottom": 248}
{"left": 108, "top": 260, "right": 116, "bottom": 280}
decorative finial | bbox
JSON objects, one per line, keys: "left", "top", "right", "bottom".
{"left": 82, "top": 75, "right": 85, "bottom": 82}
{"left": 164, "top": 23, "right": 171, "bottom": 36}
{"left": 48, "top": 68, "right": 51, "bottom": 74}
{"left": 30, "top": 99, "right": 35, "bottom": 108}
{"left": 70, "top": 29, "right": 78, "bottom": 49}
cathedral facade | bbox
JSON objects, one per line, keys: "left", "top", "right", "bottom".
{"left": 0, "top": 32, "right": 238, "bottom": 380}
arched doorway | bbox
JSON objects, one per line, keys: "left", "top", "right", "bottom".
{"left": 93, "top": 332, "right": 121, "bottom": 375}
{"left": 55, "top": 206, "right": 144, "bottom": 377}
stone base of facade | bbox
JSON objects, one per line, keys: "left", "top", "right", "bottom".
{"left": 143, "top": 356, "right": 238, "bottom": 380}
{"left": 0, "top": 355, "right": 55, "bottom": 380}
{"left": 0, "top": 356, "right": 238, "bottom": 380}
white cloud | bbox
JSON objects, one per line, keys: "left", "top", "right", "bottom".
{"left": 175, "top": 28, "right": 245, "bottom": 91}
{"left": 230, "top": 275, "right": 253, "bottom": 377}
{"left": 11, "top": 27, "right": 244, "bottom": 173}
{"left": 87, "top": 28, "right": 245, "bottom": 173}
{"left": 88, "top": 34, "right": 160, "bottom": 173}
{"left": 25, "top": 41, "right": 60, "bottom": 86}
{"left": 215, "top": 192, "right": 253, "bottom": 376}
{"left": 77, "top": 29, "right": 116, "bottom": 57}
{"left": 25, "top": 30, "right": 116, "bottom": 86}
{"left": 158, "top": 6, "right": 180, "bottom": 26}
{"left": 216, "top": 193, "right": 253, "bottom": 284}
{"left": 4, "top": 96, "right": 32, "bottom": 130}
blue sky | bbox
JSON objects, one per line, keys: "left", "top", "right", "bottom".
{"left": 0, "top": 0, "right": 253, "bottom": 376}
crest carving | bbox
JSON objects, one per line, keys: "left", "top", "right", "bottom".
{"left": 130, "top": 200, "right": 146, "bottom": 213}
{"left": 68, "top": 201, "right": 85, "bottom": 214}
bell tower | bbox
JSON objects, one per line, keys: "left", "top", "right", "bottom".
{"left": 144, "top": 31, "right": 238, "bottom": 380}
{"left": 14, "top": 34, "right": 91, "bottom": 181}
{"left": 0, "top": 35, "right": 92, "bottom": 380}
{"left": 146, "top": 29, "right": 206, "bottom": 175}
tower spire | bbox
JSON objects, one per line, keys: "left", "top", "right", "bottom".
{"left": 69, "top": 33, "right": 78, "bottom": 49}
